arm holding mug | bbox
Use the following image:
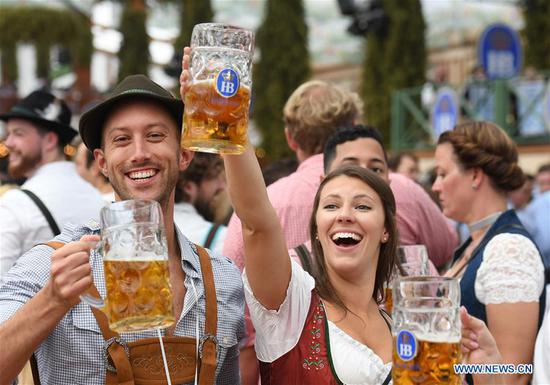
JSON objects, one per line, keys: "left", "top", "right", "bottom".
{"left": 181, "top": 47, "right": 291, "bottom": 311}
{"left": 0, "top": 235, "right": 98, "bottom": 384}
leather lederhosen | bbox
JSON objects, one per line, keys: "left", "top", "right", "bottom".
{"left": 33, "top": 241, "right": 218, "bottom": 385}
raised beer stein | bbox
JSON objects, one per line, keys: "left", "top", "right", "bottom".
{"left": 392, "top": 276, "right": 462, "bottom": 385}
{"left": 81, "top": 200, "right": 175, "bottom": 333}
{"left": 182, "top": 23, "right": 255, "bottom": 154}
{"left": 384, "top": 244, "right": 430, "bottom": 313}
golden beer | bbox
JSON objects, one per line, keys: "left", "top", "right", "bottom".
{"left": 384, "top": 287, "right": 393, "bottom": 314}
{"left": 182, "top": 80, "right": 251, "bottom": 154}
{"left": 393, "top": 337, "right": 461, "bottom": 385}
{"left": 104, "top": 259, "right": 174, "bottom": 332}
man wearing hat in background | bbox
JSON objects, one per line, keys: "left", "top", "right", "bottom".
{"left": 0, "top": 90, "right": 105, "bottom": 282}
{"left": 0, "top": 75, "right": 244, "bottom": 385}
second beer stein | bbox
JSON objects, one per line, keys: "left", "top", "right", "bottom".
{"left": 392, "top": 276, "right": 462, "bottom": 385}
{"left": 81, "top": 200, "right": 175, "bottom": 333}
{"left": 384, "top": 244, "right": 430, "bottom": 313}
{"left": 182, "top": 23, "right": 255, "bottom": 154}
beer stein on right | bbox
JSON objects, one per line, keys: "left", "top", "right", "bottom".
{"left": 182, "top": 23, "right": 255, "bottom": 154}
{"left": 392, "top": 276, "right": 462, "bottom": 385}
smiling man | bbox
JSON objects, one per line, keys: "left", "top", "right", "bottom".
{"left": 323, "top": 125, "right": 458, "bottom": 270}
{"left": 0, "top": 90, "right": 105, "bottom": 281}
{"left": 0, "top": 75, "right": 244, "bottom": 385}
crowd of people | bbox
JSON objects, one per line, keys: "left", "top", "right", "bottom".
{"left": 0, "top": 45, "right": 548, "bottom": 385}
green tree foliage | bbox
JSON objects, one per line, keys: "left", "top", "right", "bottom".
{"left": 361, "top": 0, "right": 426, "bottom": 145}
{"left": 0, "top": 6, "right": 92, "bottom": 83}
{"left": 523, "top": 0, "right": 550, "bottom": 70}
{"left": 176, "top": 0, "right": 213, "bottom": 53}
{"left": 253, "top": 0, "right": 311, "bottom": 161}
{"left": 118, "top": 1, "right": 149, "bottom": 80}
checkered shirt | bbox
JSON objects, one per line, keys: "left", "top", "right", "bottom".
{"left": 0, "top": 221, "right": 245, "bottom": 385}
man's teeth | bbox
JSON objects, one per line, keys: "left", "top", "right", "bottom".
{"left": 332, "top": 232, "right": 362, "bottom": 241}
{"left": 129, "top": 170, "right": 156, "bottom": 180}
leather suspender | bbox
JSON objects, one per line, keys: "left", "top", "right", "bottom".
{"left": 33, "top": 241, "right": 218, "bottom": 385}
{"left": 20, "top": 189, "right": 61, "bottom": 236}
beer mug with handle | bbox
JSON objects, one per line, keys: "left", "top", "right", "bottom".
{"left": 182, "top": 23, "right": 255, "bottom": 154}
{"left": 81, "top": 199, "right": 175, "bottom": 333}
{"left": 392, "top": 276, "right": 462, "bottom": 385}
{"left": 384, "top": 244, "right": 430, "bottom": 313}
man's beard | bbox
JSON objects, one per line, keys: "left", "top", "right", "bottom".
{"left": 8, "top": 151, "right": 42, "bottom": 179}
{"left": 195, "top": 196, "right": 215, "bottom": 222}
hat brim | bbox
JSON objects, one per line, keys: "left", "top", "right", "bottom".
{"left": 0, "top": 110, "right": 77, "bottom": 144}
{"left": 79, "top": 92, "right": 184, "bottom": 151}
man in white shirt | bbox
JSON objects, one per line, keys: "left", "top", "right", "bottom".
{"left": 174, "top": 153, "right": 227, "bottom": 255}
{"left": 0, "top": 90, "right": 105, "bottom": 280}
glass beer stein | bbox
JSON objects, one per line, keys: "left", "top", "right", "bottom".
{"left": 392, "top": 276, "right": 462, "bottom": 385}
{"left": 81, "top": 200, "right": 175, "bottom": 333}
{"left": 384, "top": 245, "right": 430, "bottom": 313}
{"left": 182, "top": 23, "right": 255, "bottom": 154}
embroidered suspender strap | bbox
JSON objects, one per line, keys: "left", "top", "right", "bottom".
{"left": 203, "top": 224, "right": 221, "bottom": 250}
{"left": 21, "top": 189, "right": 61, "bottom": 236}
{"left": 294, "top": 244, "right": 314, "bottom": 275}
{"left": 195, "top": 245, "right": 218, "bottom": 385}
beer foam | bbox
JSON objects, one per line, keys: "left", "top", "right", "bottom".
{"left": 399, "top": 332, "right": 461, "bottom": 344}
{"left": 104, "top": 248, "right": 166, "bottom": 261}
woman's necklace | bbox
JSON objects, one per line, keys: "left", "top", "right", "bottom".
{"left": 467, "top": 211, "right": 503, "bottom": 233}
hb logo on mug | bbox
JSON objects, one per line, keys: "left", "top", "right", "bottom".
{"left": 396, "top": 330, "right": 417, "bottom": 361}
{"left": 216, "top": 68, "right": 239, "bottom": 98}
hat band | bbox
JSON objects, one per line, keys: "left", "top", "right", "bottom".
{"left": 116, "top": 88, "right": 174, "bottom": 99}
{"left": 11, "top": 105, "right": 40, "bottom": 118}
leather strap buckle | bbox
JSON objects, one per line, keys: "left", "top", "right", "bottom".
{"left": 198, "top": 333, "right": 218, "bottom": 359}
{"left": 103, "top": 336, "right": 130, "bottom": 373}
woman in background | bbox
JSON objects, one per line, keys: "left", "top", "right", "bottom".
{"left": 432, "top": 121, "right": 546, "bottom": 384}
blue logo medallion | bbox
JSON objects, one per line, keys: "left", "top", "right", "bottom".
{"left": 396, "top": 330, "right": 417, "bottom": 361}
{"left": 215, "top": 68, "right": 240, "bottom": 98}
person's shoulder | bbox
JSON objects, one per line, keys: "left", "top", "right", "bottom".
{"left": 531, "top": 191, "right": 550, "bottom": 208}
{"left": 177, "top": 229, "right": 241, "bottom": 280}
{"left": 485, "top": 232, "right": 539, "bottom": 258}
{"left": 208, "top": 248, "right": 241, "bottom": 278}
{"left": 0, "top": 187, "right": 26, "bottom": 205}
{"left": 4, "top": 220, "right": 99, "bottom": 283}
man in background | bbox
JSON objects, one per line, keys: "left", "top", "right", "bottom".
{"left": 324, "top": 125, "right": 458, "bottom": 270}
{"left": 388, "top": 151, "right": 420, "bottom": 182}
{"left": 74, "top": 142, "right": 115, "bottom": 202}
{"left": 0, "top": 90, "right": 104, "bottom": 280}
{"left": 174, "top": 152, "right": 227, "bottom": 254}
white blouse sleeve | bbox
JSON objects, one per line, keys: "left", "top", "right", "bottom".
{"left": 243, "top": 259, "right": 316, "bottom": 363}
{"left": 475, "top": 233, "right": 545, "bottom": 305}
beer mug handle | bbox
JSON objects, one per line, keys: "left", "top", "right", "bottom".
{"left": 80, "top": 240, "right": 105, "bottom": 309}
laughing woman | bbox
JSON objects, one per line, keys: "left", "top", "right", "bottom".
{"left": 432, "top": 121, "right": 546, "bottom": 385}
{"left": 181, "top": 49, "right": 398, "bottom": 385}
{"left": 228, "top": 148, "right": 397, "bottom": 385}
